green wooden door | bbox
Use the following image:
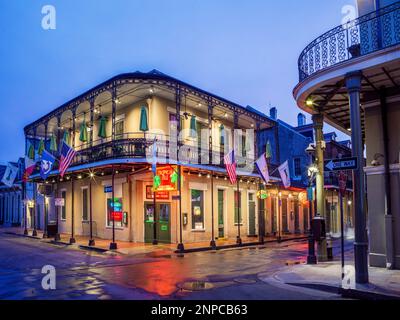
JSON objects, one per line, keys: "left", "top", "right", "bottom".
{"left": 248, "top": 193, "right": 256, "bottom": 236}
{"left": 218, "top": 190, "right": 224, "bottom": 238}
{"left": 144, "top": 203, "right": 155, "bottom": 243}
{"left": 158, "top": 204, "right": 171, "bottom": 243}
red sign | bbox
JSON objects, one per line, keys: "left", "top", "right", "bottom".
{"left": 110, "top": 211, "right": 123, "bottom": 221}
{"left": 155, "top": 165, "right": 179, "bottom": 191}
{"left": 146, "top": 185, "right": 170, "bottom": 200}
{"left": 338, "top": 171, "right": 347, "bottom": 196}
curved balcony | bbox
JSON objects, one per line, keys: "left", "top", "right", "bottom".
{"left": 298, "top": 1, "right": 400, "bottom": 82}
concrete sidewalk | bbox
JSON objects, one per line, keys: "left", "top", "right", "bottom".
{"left": 260, "top": 260, "right": 400, "bottom": 300}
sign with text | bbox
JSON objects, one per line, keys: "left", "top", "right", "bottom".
{"left": 146, "top": 185, "right": 170, "bottom": 200}
{"left": 324, "top": 157, "right": 358, "bottom": 172}
{"left": 110, "top": 211, "right": 123, "bottom": 222}
{"left": 154, "top": 165, "right": 179, "bottom": 192}
{"left": 54, "top": 198, "right": 65, "bottom": 207}
{"left": 104, "top": 186, "right": 113, "bottom": 193}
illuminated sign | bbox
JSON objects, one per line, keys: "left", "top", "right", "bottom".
{"left": 257, "top": 190, "right": 268, "bottom": 199}
{"left": 110, "top": 211, "right": 123, "bottom": 221}
{"left": 154, "top": 165, "right": 179, "bottom": 192}
{"left": 146, "top": 185, "right": 170, "bottom": 200}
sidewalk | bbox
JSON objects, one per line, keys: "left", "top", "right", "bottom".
{"left": 260, "top": 259, "right": 400, "bottom": 300}
{"left": 1, "top": 227, "right": 307, "bottom": 256}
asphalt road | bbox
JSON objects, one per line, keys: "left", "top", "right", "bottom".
{"left": 0, "top": 232, "right": 348, "bottom": 300}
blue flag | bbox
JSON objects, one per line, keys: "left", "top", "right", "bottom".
{"left": 40, "top": 150, "right": 56, "bottom": 180}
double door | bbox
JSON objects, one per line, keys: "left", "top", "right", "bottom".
{"left": 144, "top": 203, "right": 171, "bottom": 243}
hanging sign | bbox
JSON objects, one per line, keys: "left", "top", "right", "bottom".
{"left": 307, "top": 187, "right": 314, "bottom": 201}
{"left": 55, "top": 198, "right": 65, "bottom": 207}
{"left": 154, "top": 165, "right": 179, "bottom": 192}
{"left": 338, "top": 172, "right": 347, "bottom": 196}
{"left": 257, "top": 190, "right": 268, "bottom": 199}
{"left": 104, "top": 186, "right": 113, "bottom": 193}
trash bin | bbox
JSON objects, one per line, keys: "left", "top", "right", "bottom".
{"left": 47, "top": 222, "right": 58, "bottom": 237}
{"left": 312, "top": 214, "right": 326, "bottom": 242}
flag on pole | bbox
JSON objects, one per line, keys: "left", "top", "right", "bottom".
{"left": 224, "top": 149, "right": 237, "bottom": 184}
{"left": 1, "top": 163, "right": 18, "bottom": 187}
{"left": 278, "top": 160, "right": 291, "bottom": 188}
{"left": 23, "top": 156, "right": 36, "bottom": 182}
{"left": 40, "top": 150, "right": 56, "bottom": 180}
{"left": 59, "top": 141, "right": 77, "bottom": 177}
{"left": 255, "top": 153, "right": 270, "bottom": 183}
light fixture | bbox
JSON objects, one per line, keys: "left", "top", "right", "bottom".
{"left": 101, "top": 172, "right": 105, "bottom": 176}
{"left": 78, "top": 175, "right": 82, "bottom": 179}
{"left": 251, "top": 124, "right": 254, "bottom": 128}
{"left": 224, "top": 177, "right": 227, "bottom": 181}
{"left": 306, "top": 98, "right": 314, "bottom": 107}
{"left": 207, "top": 174, "right": 211, "bottom": 179}
{"left": 198, "top": 173, "right": 202, "bottom": 177}
{"left": 90, "top": 172, "right": 94, "bottom": 178}
{"left": 116, "top": 170, "right": 119, "bottom": 174}
{"left": 149, "top": 87, "right": 154, "bottom": 94}
{"left": 66, "top": 176, "right": 70, "bottom": 180}
{"left": 348, "top": 200, "right": 352, "bottom": 205}
{"left": 279, "top": 192, "right": 282, "bottom": 197}
{"left": 224, "top": 113, "right": 228, "bottom": 118}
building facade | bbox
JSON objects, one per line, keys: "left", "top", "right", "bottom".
{"left": 293, "top": 0, "right": 400, "bottom": 274}
{"left": 0, "top": 159, "right": 24, "bottom": 227}
{"left": 24, "top": 70, "right": 309, "bottom": 248}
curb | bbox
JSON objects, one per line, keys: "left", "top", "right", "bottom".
{"left": 174, "top": 236, "right": 308, "bottom": 254}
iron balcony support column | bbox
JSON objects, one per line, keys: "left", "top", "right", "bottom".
{"left": 255, "top": 122, "right": 265, "bottom": 244}
{"left": 312, "top": 113, "right": 327, "bottom": 261}
{"left": 109, "top": 166, "right": 117, "bottom": 250}
{"left": 69, "top": 176, "right": 76, "bottom": 244}
{"left": 234, "top": 110, "right": 242, "bottom": 245}
{"left": 307, "top": 176, "right": 317, "bottom": 264}
{"left": 32, "top": 128, "right": 37, "bottom": 237}
{"left": 345, "top": 71, "right": 369, "bottom": 284}
{"left": 380, "top": 88, "right": 395, "bottom": 269}
{"left": 54, "top": 116, "right": 62, "bottom": 242}
{"left": 176, "top": 87, "right": 184, "bottom": 252}
{"left": 23, "top": 136, "right": 28, "bottom": 235}
{"left": 88, "top": 178, "right": 95, "bottom": 246}
{"left": 208, "top": 103, "right": 216, "bottom": 249}
{"left": 42, "top": 123, "right": 48, "bottom": 239}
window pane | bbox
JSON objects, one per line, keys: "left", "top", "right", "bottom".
{"left": 191, "top": 189, "right": 204, "bottom": 230}
{"left": 107, "top": 197, "right": 123, "bottom": 227}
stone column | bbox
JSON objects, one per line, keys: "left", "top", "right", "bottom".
{"left": 312, "top": 113, "right": 327, "bottom": 261}
{"left": 345, "top": 71, "right": 369, "bottom": 284}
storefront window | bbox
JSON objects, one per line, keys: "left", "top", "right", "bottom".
{"left": 107, "top": 197, "right": 123, "bottom": 228}
{"left": 191, "top": 189, "right": 204, "bottom": 230}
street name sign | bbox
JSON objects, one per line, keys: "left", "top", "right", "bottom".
{"left": 324, "top": 157, "right": 358, "bottom": 172}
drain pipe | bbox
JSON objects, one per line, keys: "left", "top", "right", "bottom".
{"left": 380, "top": 87, "right": 395, "bottom": 269}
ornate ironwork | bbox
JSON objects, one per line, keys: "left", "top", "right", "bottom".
{"left": 298, "top": 2, "right": 400, "bottom": 82}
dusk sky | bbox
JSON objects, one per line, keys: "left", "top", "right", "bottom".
{"left": 0, "top": 0, "right": 355, "bottom": 162}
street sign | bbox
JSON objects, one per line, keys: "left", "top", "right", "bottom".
{"left": 104, "top": 186, "right": 113, "bottom": 193}
{"left": 324, "top": 157, "right": 358, "bottom": 172}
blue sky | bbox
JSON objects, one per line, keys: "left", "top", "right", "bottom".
{"left": 0, "top": 0, "right": 355, "bottom": 161}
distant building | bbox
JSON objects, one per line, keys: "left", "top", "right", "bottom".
{"left": 0, "top": 159, "right": 24, "bottom": 227}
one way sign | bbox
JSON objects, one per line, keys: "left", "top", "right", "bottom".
{"left": 324, "top": 157, "right": 358, "bottom": 172}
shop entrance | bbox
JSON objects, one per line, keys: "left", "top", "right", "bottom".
{"left": 144, "top": 202, "right": 171, "bottom": 243}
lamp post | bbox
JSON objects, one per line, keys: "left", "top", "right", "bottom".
{"left": 307, "top": 163, "right": 318, "bottom": 264}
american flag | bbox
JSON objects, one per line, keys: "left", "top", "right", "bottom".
{"left": 59, "top": 141, "right": 77, "bottom": 177}
{"left": 224, "top": 149, "right": 237, "bottom": 184}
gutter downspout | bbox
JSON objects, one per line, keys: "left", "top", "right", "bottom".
{"left": 380, "top": 87, "right": 395, "bottom": 269}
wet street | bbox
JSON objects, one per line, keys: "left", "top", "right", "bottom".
{"left": 0, "top": 232, "right": 348, "bottom": 300}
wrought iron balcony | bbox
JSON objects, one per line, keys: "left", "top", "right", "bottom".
{"left": 69, "top": 132, "right": 254, "bottom": 171}
{"left": 298, "top": 1, "right": 400, "bottom": 82}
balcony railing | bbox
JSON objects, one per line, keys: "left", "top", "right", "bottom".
{"left": 298, "top": 1, "right": 400, "bottom": 82}
{"left": 69, "top": 132, "right": 255, "bottom": 171}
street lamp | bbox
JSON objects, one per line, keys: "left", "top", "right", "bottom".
{"left": 306, "top": 154, "right": 318, "bottom": 265}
